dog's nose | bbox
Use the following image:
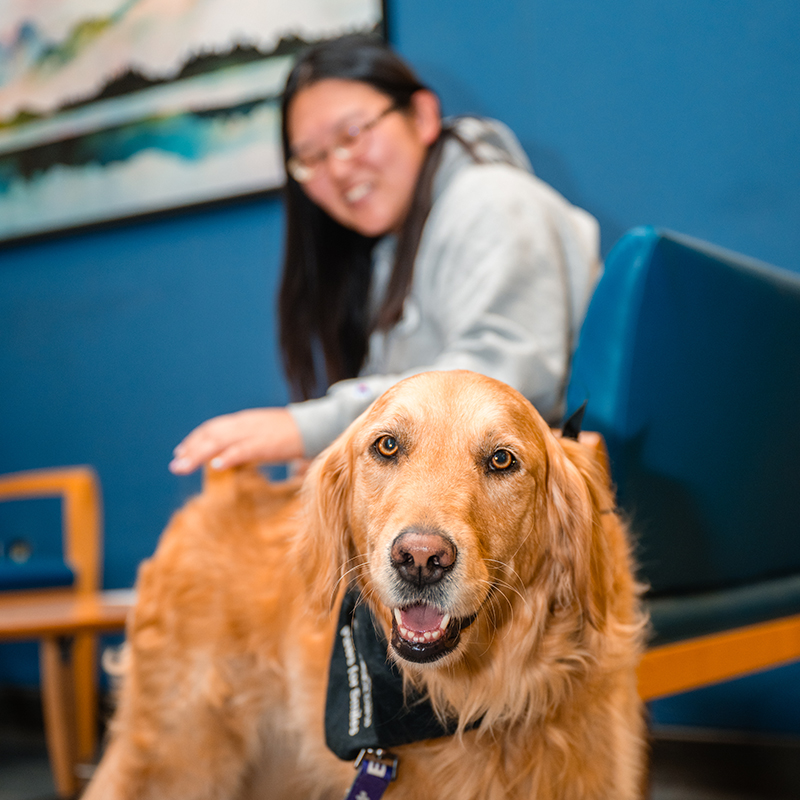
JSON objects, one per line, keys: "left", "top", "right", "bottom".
{"left": 390, "top": 531, "right": 456, "bottom": 586}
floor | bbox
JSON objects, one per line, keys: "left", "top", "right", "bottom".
{"left": 646, "top": 729, "right": 800, "bottom": 800}
{"left": 2, "top": 694, "right": 799, "bottom": 800}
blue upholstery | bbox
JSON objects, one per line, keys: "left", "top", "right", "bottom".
{"left": 567, "top": 227, "right": 800, "bottom": 646}
{"left": 0, "top": 495, "right": 75, "bottom": 592}
{"left": 0, "top": 559, "right": 75, "bottom": 592}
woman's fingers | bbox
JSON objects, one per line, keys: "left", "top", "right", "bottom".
{"left": 207, "top": 441, "right": 262, "bottom": 472}
{"left": 168, "top": 408, "right": 303, "bottom": 473}
{"left": 169, "top": 414, "right": 240, "bottom": 474}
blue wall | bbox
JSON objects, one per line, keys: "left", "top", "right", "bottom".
{"left": 1, "top": 199, "right": 288, "bottom": 589}
{"left": 2, "top": 0, "right": 799, "bottom": 727}
{"left": 392, "top": 1, "right": 800, "bottom": 270}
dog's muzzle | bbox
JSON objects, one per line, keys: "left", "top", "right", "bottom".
{"left": 390, "top": 604, "right": 479, "bottom": 663}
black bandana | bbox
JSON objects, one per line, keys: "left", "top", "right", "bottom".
{"left": 325, "top": 589, "right": 460, "bottom": 760}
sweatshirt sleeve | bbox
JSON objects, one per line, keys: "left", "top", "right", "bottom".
{"left": 287, "top": 374, "right": 408, "bottom": 459}
{"left": 288, "top": 164, "right": 600, "bottom": 458}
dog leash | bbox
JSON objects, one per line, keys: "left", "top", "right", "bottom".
{"left": 343, "top": 748, "right": 398, "bottom": 800}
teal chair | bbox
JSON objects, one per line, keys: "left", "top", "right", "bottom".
{"left": 566, "top": 227, "right": 800, "bottom": 699}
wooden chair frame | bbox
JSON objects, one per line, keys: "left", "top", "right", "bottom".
{"left": 638, "top": 613, "right": 800, "bottom": 701}
{"left": 0, "top": 467, "right": 131, "bottom": 798}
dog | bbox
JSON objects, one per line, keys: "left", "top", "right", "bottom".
{"left": 84, "top": 371, "right": 646, "bottom": 800}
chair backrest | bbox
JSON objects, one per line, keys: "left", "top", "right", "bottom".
{"left": 567, "top": 227, "right": 800, "bottom": 599}
{"left": 0, "top": 467, "right": 102, "bottom": 595}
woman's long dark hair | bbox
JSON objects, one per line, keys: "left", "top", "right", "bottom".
{"left": 279, "top": 35, "right": 454, "bottom": 400}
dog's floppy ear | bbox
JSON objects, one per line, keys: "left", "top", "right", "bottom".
{"left": 544, "top": 434, "right": 615, "bottom": 631}
{"left": 295, "top": 432, "right": 354, "bottom": 616}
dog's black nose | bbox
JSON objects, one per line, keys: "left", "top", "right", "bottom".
{"left": 390, "top": 530, "right": 456, "bottom": 586}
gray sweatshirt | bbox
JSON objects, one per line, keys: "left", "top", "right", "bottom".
{"left": 288, "top": 117, "right": 601, "bottom": 458}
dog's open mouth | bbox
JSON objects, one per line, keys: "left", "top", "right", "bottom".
{"left": 391, "top": 604, "right": 476, "bottom": 663}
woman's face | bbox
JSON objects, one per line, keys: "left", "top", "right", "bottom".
{"left": 286, "top": 79, "right": 441, "bottom": 238}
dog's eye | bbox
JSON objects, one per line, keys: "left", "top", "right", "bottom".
{"left": 374, "top": 435, "right": 400, "bottom": 459}
{"left": 488, "top": 449, "right": 516, "bottom": 472}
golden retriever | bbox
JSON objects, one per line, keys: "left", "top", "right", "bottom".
{"left": 84, "top": 370, "right": 645, "bottom": 800}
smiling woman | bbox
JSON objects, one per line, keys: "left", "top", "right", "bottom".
{"left": 285, "top": 79, "right": 439, "bottom": 238}
{"left": 169, "top": 34, "right": 602, "bottom": 476}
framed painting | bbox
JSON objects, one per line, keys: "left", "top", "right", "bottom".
{"left": 0, "top": 0, "right": 385, "bottom": 243}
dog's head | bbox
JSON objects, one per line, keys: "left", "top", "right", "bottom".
{"left": 299, "top": 370, "right": 617, "bottom": 669}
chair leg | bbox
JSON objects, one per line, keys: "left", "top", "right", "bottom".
{"left": 73, "top": 632, "right": 99, "bottom": 763}
{"left": 40, "top": 636, "right": 78, "bottom": 799}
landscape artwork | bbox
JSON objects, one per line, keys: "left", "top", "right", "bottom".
{"left": 0, "top": 0, "right": 384, "bottom": 242}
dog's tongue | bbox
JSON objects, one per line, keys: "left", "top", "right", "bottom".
{"left": 401, "top": 604, "right": 445, "bottom": 633}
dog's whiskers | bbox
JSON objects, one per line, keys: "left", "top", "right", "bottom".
{"left": 478, "top": 564, "right": 541, "bottom": 651}
{"left": 484, "top": 561, "right": 529, "bottom": 609}
{"left": 354, "top": 585, "right": 378, "bottom": 611}
{"left": 335, "top": 555, "right": 368, "bottom": 588}
{"left": 327, "top": 555, "right": 369, "bottom": 608}
{"left": 506, "top": 530, "right": 538, "bottom": 570}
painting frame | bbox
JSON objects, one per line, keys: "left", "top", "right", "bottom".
{"left": 0, "top": 0, "right": 388, "bottom": 246}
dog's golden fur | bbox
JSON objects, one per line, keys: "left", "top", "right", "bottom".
{"left": 84, "top": 371, "right": 645, "bottom": 800}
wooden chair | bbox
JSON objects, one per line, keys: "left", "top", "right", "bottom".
{"left": 0, "top": 467, "right": 133, "bottom": 798}
{"left": 566, "top": 229, "right": 800, "bottom": 703}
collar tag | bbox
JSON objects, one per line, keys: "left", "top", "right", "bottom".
{"left": 344, "top": 748, "right": 398, "bottom": 800}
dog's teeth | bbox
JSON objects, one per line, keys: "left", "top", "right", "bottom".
{"left": 396, "top": 611, "right": 448, "bottom": 645}
{"left": 398, "top": 626, "right": 444, "bottom": 644}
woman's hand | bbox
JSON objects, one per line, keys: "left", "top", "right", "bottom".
{"left": 168, "top": 408, "right": 303, "bottom": 474}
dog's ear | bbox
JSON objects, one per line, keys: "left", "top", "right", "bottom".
{"left": 294, "top": 433, "right": 354, "bottom": 616}
{"left": 544, "top": 435, "right": 615, "bottom": 632}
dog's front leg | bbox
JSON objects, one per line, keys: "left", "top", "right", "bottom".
{"left": 81, "top": 562, "right": 279, "bottom": 799}
{"left": 82, "top": 652, "right": 274, "bottom": 800}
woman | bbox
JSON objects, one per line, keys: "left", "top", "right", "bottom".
{"left": 169, "top": 35, "right": 600, "bottom": 475}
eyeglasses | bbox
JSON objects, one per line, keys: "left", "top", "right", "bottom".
{"left": 286, "top": 102, "right": 399, "bottom": 183}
